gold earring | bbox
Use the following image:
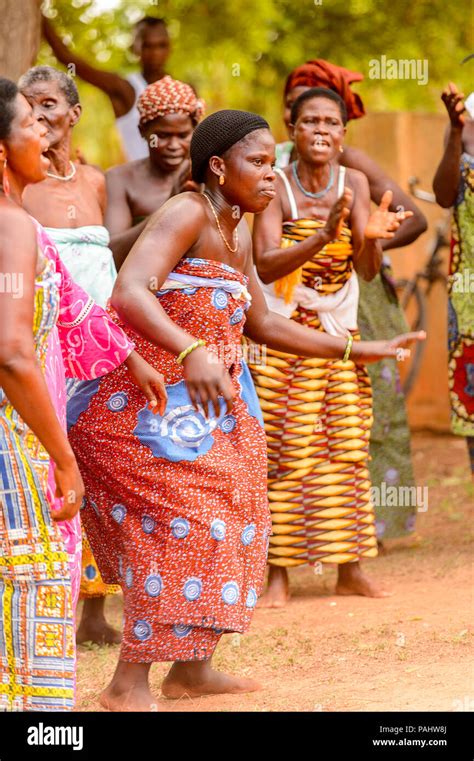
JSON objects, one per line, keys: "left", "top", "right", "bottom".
{"left": 2, "top": 158, "right": 10, "bottom": 196}
{"left": 339, "top": 146, "right": 344, "bottom": 154}
{"left": 219, "top": 175, "right": 225, "bottom": 185}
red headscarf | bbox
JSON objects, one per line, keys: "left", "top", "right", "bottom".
{"left": 284, "top": 59, "right": 365, "bottom": 121}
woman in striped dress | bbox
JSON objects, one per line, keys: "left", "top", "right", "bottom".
{"left": 251, "top": 88, "right": 415, "bottom": 606}
{"left": 277, "top": 59, "right": 427, "bottom": 547}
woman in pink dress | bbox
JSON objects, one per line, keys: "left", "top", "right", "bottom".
{"left": 0, "top": 77, "right": 166, "bottom": 711}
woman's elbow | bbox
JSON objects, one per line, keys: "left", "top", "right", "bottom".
{"left": 354, "top": 251, "right": 381, "bottom": 282}
{"left": 256, "top": 269, "right": 273, "bottom": 285}
{"left": 432, "top": 190, "right": 455, "bottom": 209}
{"left": 110, "top": 278, "right": 130, "bottom": 312}
{"left": 432, "top": 178, "right": 456, "bottom": 209}
{"left": 0, "top": 347, "right": 35, "bottom": 373}
{"left": 359, "top": 267, "right": 378, "bottom": 282}
{"left": 111, "top": 277, "right": 150, "bottom": 318}
{"left": 255, "top": 258, "right": 276, "bottom": 285}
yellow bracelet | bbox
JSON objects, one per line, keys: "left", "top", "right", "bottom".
{"left": 177, "top": 339, "right": 206, "bottom": 365}
{"left": 343, "top": 333, "right": 353, "bottom": 362}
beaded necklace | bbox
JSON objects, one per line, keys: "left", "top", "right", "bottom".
{"left": 292, "top": 160, "right": 334, "bottom": 199}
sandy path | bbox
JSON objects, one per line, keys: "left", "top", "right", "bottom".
{"left": 75, "top": 433, "right": 473, "bottom": 712}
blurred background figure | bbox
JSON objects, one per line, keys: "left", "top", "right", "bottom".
{"left": 433, "top": 82, "right": 474, "bottom": 480}
{"left": 42, "top": 14, "right": 171, "bottom": 161}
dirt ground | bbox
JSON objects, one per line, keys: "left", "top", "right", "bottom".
{"left": 75, "top": 432, "right": 473, "bottom": 712}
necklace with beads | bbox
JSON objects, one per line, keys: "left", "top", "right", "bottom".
{"left": 46, "top": 160, "right": 77, "bottom": 182}
{"left": 292, "top": 160, "right": 334, "bottom": 199}
{"left": 202, "top": 192, "right": 239, "bottom": 254}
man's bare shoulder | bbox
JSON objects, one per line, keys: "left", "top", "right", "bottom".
{"left": 105, "top": 162, "right": 133, "bottom": 181}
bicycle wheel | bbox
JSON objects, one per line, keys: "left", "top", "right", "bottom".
{"left": 393, "top": 278, "right": 427, "bottom": 396}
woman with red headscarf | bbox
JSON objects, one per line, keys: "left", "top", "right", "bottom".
{"left": 254, "top": 60, "right": 427, "bottom": 607}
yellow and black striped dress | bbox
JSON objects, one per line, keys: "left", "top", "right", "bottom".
{"left": 250, "top": 218, "right": 377, "bottom": 567}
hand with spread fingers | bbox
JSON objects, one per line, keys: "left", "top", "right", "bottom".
{"left": 441, "top": 82, "right": 466, "bottom": 129}
{"left": 324, "top": 186, "right": 352, "bottom": 240}
{"left": 364, "top": 189, "right": 414, "bottom": 240}
{"left": 353, "top": 330, "right": 426, "bottom": 364}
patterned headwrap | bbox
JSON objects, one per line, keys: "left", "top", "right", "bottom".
{"left": 137, "top": 75, "right": 205, "bottom": 127}
{"left": 284, "top": 59, "right": 365, "bottom": 121}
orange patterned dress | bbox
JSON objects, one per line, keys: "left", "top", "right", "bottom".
{"left": 67, "top": 257, "right": 272, "bottom": 662}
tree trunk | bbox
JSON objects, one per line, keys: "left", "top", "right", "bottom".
{"left": 0, "top": 0, "right": 42, "bottom": 81}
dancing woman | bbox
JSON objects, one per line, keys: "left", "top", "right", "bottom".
{"left": 0, "top": 78, "right": 165, "bottom": 711}
{"left": 251, "top": 87, "right": 417, "bottom": 606}
{"left": 277, "top": 59, "right": 427, "bottom": 555}
{"left": 21, "top": 65, "right": 123, "bottom": 645}
{"left": 67, "top": 108, "right": 423, "bottom": 710}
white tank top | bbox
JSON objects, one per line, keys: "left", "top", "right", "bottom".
{"left": 115, "top": 72, "right": 149, "bottom": 161}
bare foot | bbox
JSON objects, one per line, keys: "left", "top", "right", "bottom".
{"left": 77, "top": 596, "right": 122, "bottom": 645}
{"left": 100, "top": 682, "right": 159, "bottom": 712}
{"left": 257, "top": 565, "right": 290, "bottom": 608}
{"left": 336, "top": 563, "right": 394, "bottom": 598}
{"left": 76, "top": 617, "right": 122, "bottom": 646}
{"left": 162, "top": 665, "right": 262, "bottom": 699}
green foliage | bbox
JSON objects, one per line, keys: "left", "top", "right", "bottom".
{"left": 38, "top": 0, "right": 472, "bottom": 168}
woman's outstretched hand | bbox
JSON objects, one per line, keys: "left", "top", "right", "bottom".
{"left": 352, "top": 330, "right": 426, "bottom": 364}
{"left": 365, "top": 190, "right": 414, "bottom": 240}
{"left": 125, "top": 350, "right": 167, "bottom": 415}
{"left": 182, "top": 346, "right": 236, "bottom": 419}
{"left": 441, "top": 82, "right": 466, "bottom": 129}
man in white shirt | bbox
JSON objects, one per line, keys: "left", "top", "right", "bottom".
{"left": 42, "top": 15, "right": 171, "bottom": 161}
